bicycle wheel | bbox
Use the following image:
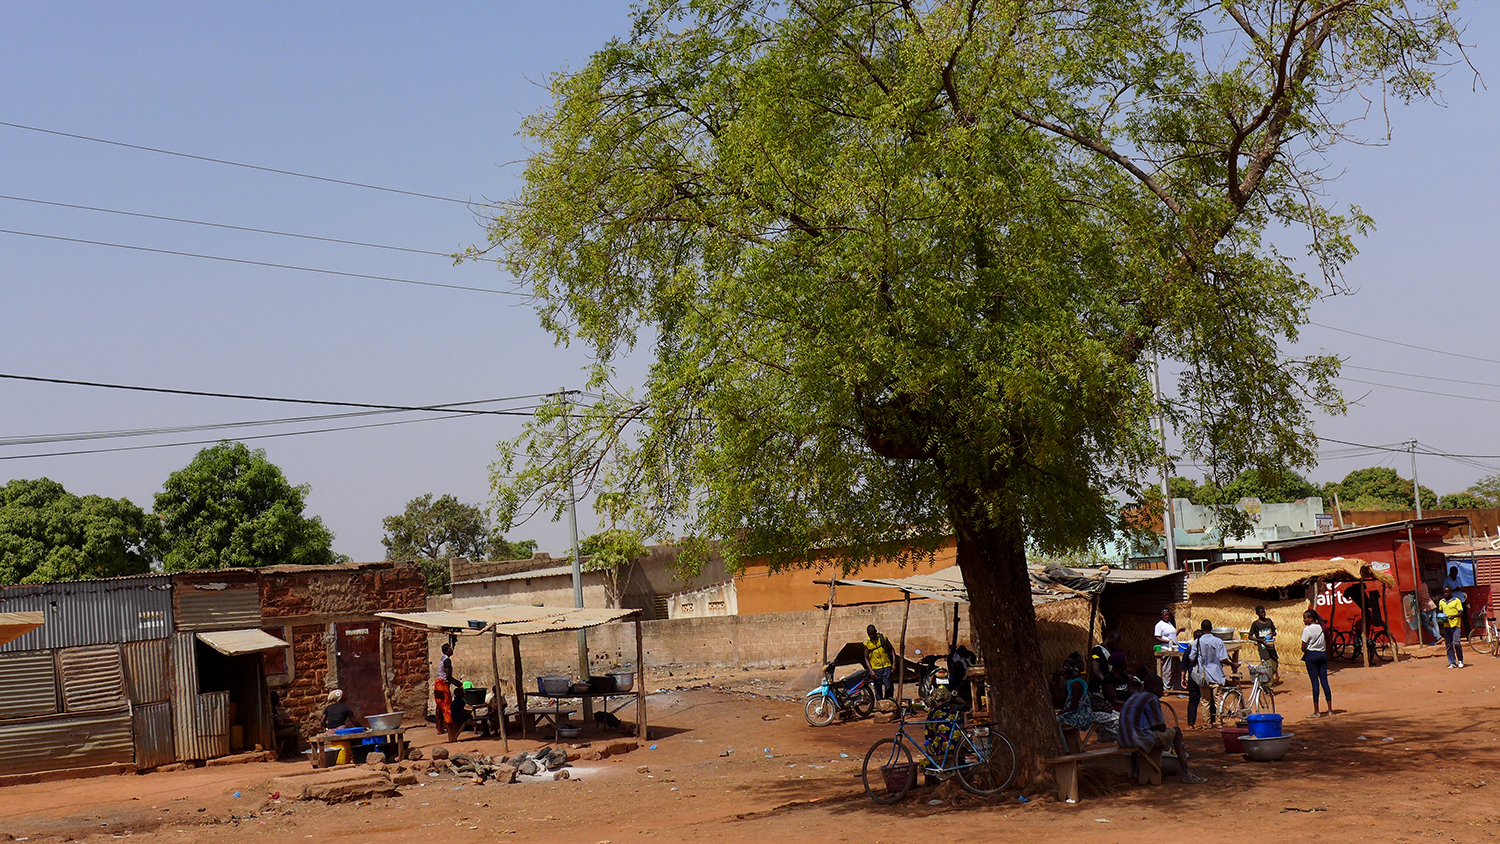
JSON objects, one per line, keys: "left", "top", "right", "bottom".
{"left": 1468, "top": 628, "right": 1490, "bottom": 648}
{"left": 1370, "top": 634, "right": 1393, "bottom": 664}
{"left": 1252, "top": 687, "right": 1276, "bottom": 715}
{"left": 1217, "top": 689, "right": 1244, "bottom": 723}
{"left": 862, "top": 738, "right": 915, "bottom": 804}
{"left": 955, "top": 725, "right": 1017, "bottom": 796}
{"left": 804, "top": 696, "right": 836, "bottom": 727}
{"left": 851, "top": 685, "right": 876, "bottom": 719}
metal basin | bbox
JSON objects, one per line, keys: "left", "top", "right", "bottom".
{"left": 1211, "top": 627, "right": 1238, "bottom": 639}
{"left": 366, "top": 712, "right": 403, "bottom": 731}
{"left": 1240, "top": 733, "right": 1294, "bottom": 762}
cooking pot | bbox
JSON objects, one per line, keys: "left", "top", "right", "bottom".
{"left": 587, "top": 675, "right": 615, "bottom": 694}
{"left": 538, "top": 675, "right": 571, "bottom": 696}
{"left": 1211, "top": 627, "right": 1237, "bottom": 640}
{"left": 609, "top": 671, "right": 635, "bottom": 693}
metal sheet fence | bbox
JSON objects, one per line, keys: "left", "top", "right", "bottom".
{"left": 0, "top": 576, "right": 172, "bottom": 652}
{"left": 0, "top": 707, "right": 133, "bottom": 776}
{"left": 0, "top": 649, "right": 57, "bottom": 720}
{"left": 196, "top": 691, "right": 230, "bottom": 760}
{"left": 123, "top": 639, "right": 170, "bottom": 704}
{"left": 170, "top": 632, "right": 201, "bottom": 761}
{"left": 132, "top": 702, "right": 175, "bottom": 769}
{"left": 58, "top": 645, "right": 127, "bottom": 713}
{"left": 174, "top": 585, "right": 261, "bottom": 632}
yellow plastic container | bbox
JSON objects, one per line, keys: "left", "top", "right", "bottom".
{"left": 334, "top": 742, "right": 352, "bottom": 765}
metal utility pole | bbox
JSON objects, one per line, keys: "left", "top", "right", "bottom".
{"left": 562, "top": 389, "right": 589, "bottom": 682}
{"left": 1152, "top": 352, "right": 1179, "bottom": 570}
{"left": 1409, "top": 440, "right": 1422, "bottom": 519}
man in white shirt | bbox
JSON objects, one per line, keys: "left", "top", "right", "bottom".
{"left": 1153, "top": 608, "right": 1182, "bottom": 689}
{"left": 1187, "top": 620, "right": 1232, "bottom": 727}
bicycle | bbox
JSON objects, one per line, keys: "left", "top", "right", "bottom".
{"left": 1331, "top": 621, "right": 1394, "bottom": 664}
{"left": 1216, "top": 663, "right": 1275, "bottom": 720}
{"left": 1468, "top": 610, "right": 1500, "bottom": 658}
{"left": 861, "top": 704, "right": 1018, "bottom": 804}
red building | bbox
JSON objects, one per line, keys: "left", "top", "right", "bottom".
{"left": 1264, "top": 517, "right": 1481, "bottom": 646}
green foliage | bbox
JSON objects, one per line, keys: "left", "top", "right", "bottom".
{"left": 1463, "top": 474, "right": 1500, "bottom": 508}
{"left": 1323, "top": 467, "right": 1436, "bottom": 512}
{"left": 1438, "top": 491, "right": 1488, "bottom": 510}
{"left": 1168, "top": 477, "right": 1200, "bottom": 502}
{"left": 0, "top": 478, "right": 159, "bottom": 584}
{"left": 155, "top": 442, "right": 338, "bottom": 571}
{"left": 382, "top": 493, "right": 537, "bottom": 595}
{"left": 1201, "top": 469, "right": 1320, "bottom": 505}
{"left": 579, "top": 528, "right": 648, "bottom": 572}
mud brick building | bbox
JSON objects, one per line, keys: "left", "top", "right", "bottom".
{"left": 257, "top": 562, "right": 427, "bottom": 736}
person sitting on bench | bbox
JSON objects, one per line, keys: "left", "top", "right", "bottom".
{"left": 1118, "top": 674, "right": 1205, "bottom": 784}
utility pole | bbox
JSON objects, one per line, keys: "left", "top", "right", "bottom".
{"left": 561, "top": 389, "right": 590, "bottom": 690}
{"left": 1409, "top": 440, "right": 1422, "bottom": 519}
{"left": 1152, "top": 352, "right": 1179, "bottom": 570}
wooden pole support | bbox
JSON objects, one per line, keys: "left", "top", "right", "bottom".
{"left": 821, "top": 581, "right": 837, "bottom": 666}
{"left": 635, "top": 616, "right": 647, "bottom": 742}
{"left": 490, "top": 630, "right": 508, "bottom": 752}
{"left": 511, "top": 635, "right": 526, "bottom": 740}
{"left": 896, "top": 592, "right": 911, "bottom": 704}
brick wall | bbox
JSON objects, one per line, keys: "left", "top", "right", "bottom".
{"left": 435, "top": 601, "right": 973, "bottom": 697}
{"left": 280, "top": 624, "right": 331, "bottom": 735}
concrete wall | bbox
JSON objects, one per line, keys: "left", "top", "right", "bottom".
{"left": 667, "top": 580, "right": 737, "bottom": 619}
{"left": 733, "top": 541, "right": 957, "bottom": 615}
{"left": 452, "top": 573, "right": 611, "bottom": 611}
{"left": 435, "top": 601, "right": 972, "bottom": 696}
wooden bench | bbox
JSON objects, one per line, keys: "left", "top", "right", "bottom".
{"left": 1049, "top": 744, "right": 1162, "bottom": 803}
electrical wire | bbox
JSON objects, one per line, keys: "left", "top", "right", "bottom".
{"left": 0, "top": 228, "right": 522, "bottom": 297}
{"left": 1309, "top": 321, "right": 1500, "bottom": 366}
{"left": 0, "top": 374, "right": 565, "bottom": 414}
{"left": 1342, "top": 364, "right": 1500, "bottom": 390}
{"left": 0, "top": 120, "right": 475, "bottom": 205}
{"left": 1337, "top": 376, "right": 1500, "bottom": 405}
{"left": 0, "top": 194, "right": 451, "bottom": 256}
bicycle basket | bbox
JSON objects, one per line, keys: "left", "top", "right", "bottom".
{"left": 1248, "top": 664, "right": 1271, "bottom": 681}
{"left": 880, "top": 762, "right": 915, "bottom": 792}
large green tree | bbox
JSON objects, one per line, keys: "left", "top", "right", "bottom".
{"left": 1324, "top": 467, "right": 1436, "bottom": 511}
{"left": 486, "top": 0, "right": 1460, "bottom": 774}
{"left": 0, "top": 478, "right": 159, "bottom": 584}
{"left": 155, "top": 442, "right": 339, "bottom": 570}
{"left": 381, "top": 493, "right": 537, "bottom": 594}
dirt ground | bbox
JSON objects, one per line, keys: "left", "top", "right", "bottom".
{"left": 3, "top": 652, "right": 1499, "bottom": 844}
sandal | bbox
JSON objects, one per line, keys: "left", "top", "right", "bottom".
{"left": 1182, "top": 773, "right": 1207, "bottom": 784}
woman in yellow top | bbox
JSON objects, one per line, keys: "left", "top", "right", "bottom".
{"left": 1438, "top": 586, "right": 1466, "bottom": 669}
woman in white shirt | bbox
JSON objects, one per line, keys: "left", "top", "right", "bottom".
{"left": 1301, "top": 609, "right": 1332, "bottom": 718}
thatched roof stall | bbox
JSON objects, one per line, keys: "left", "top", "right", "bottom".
{"left": 1188, "top": 558, "right": 1397, "bottom": 668}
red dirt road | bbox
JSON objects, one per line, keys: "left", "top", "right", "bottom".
{"left": 3, "top": 653, "right": 1499, "bottom": 844}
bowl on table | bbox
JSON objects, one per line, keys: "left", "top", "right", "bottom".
{"left": 366, "top": 712, "right": 403, "bottom": 731}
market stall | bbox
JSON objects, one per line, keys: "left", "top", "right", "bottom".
{"left": 376, "top": 605, "right": 645, "bottom": 750}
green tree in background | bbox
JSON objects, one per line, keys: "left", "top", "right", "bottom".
{"left": 1438, "top": 491, "right": 1488, "bottom": 510}
{"left": 486, "top": 0, "right": 1461, "bottom": 774}
{"left": 1460, "top": 474, "right": 1500, "bottom": 508}
{"left": 155, "top": 442, "right": 339, "bottom": 571}
{"left": 0, "top": 478, "right": 159, "bottom": 584}
{"left": 382, "top": 493, "right": 537, "bottom": 595}
{"left": 1205, "top": 469, "right": 1320, "bottom": 504}
{"left": 579, "top": 527, "right": 648, "bottom": 607}
{"left": 1324, "top": 467, "right": 1436, "bottom": 512}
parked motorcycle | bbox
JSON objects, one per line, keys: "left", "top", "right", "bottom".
{"left": 804, "top": 665, "right": 876, "bottom": 726}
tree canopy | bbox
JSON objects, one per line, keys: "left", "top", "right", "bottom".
{"left": 0, "top": 478, "right": 160, "bottom": 584}
{"left": 1323, "top": 467, "right": 1436, "bottom": 512}
{"left": 382, "top": 493, "right": 537, "bottom": 594}
{"left": 155, "top": 442, "right": 339, "bottom": 571}
{"left": 486, "top": 0, "right": 1463, "bottom": 770}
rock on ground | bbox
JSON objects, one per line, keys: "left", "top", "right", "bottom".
{"left": 268, "top": 769, "right": 398, "bottom": 803}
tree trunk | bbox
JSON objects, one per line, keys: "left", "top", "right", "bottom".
{"left": 952, "top": 507, "right": 1059, "bottom": 786}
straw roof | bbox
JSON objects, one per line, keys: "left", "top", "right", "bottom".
{"left": 1188, "top": 557, "right": 1396, "bottom": 596}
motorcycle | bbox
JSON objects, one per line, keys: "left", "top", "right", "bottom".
{"left": 804, "top": 665, "right": 876, "bottom": 726}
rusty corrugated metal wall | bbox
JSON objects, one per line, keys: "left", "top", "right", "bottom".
{"left": 174, "top": 583, "right": 261, "bottom": 631}
{"left": 132, "top": 702, "right": 175, "bottom": 769}
{"left": 169, "top": 632, "right": 203, "bottom": 761}
{"left": 196, "top": 691, "right": 230, "bottom": 759}
{"left": 0, "top": 576, "right": 172, "bottom": 652}
{"left": 58, "top": 645, "right": 127, "bottom": 713}
{"left": 0, "top": 649, "right": 58, "bottom": 719}
{"left": 122, "top": 639, "right": 170, "bottom": 704}
{"left": 0, "top": 708, "right": 133, "bottom": 776}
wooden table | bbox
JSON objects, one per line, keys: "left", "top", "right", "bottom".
{"left": 529, "top": 692, "right": 635, "bottom": 741}
{"left": 307, "top": 726, "right": 410, "bottom": 768}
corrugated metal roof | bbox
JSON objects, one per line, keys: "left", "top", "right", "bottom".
{"left": 174, "top": 583, "right": 261, "bottom": 631}
{"left": 0, "top": 611, "right": 44, "bottom": 647}
{"left": 195, "top": 628, "right": 288, "bottom": 655}
{"left": 0, "top": 707, "right": 133, "bottom": 776}
{"left": 0, "top": 649, "right": 57, "bottom": 720}
{"left": 377, "top": 605, "right": 637, "bottom": 636}
{"left": 0, "top": 575, "right": 172, "bottom": 652}
{"left": 132, "top": 701, "right": 175, "bottom": 768}
{"left": 123, "top": 639, "right": 170, "bottom": 704}
{"left": 456, "top": 564, "right": 577, "bottom": 586}
{"left": 58, "top": 645, "right": 127, "bottom": 713}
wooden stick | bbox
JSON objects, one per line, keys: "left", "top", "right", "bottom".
{"left": 511, "top": 635, "right": 526, "bottom": 740}
{"left": 895, "top": 592, "right": 911, "bottom": 704}
{"left": 490, "top": 629, "right": 508, "bottom": 752}
{"left": 635, "top": 616, "right": 647, "bottom": 742}
{"left": 1360, "top": 584, "right": 1371, "bottom": 669}
{"left": 821, "top": 580, "right": 837, "bottom": 665}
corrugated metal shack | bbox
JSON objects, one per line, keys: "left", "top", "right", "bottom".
{"left": 0, "top": 572, "right": 287, "bottom": 780}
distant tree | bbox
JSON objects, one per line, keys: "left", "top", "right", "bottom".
{"left": 1464, "top": 474, "right": 1500, "bottom": 508}
{"left": 1167, "top": 477, "right": 1199, "bottom": 502}
{"left": 0, "top": 478, "right": 160, "bottom": 584}
{"left": 1216, "top": 469, "right": 1320, "bottom": 504}
{"left": 578, "top": 528, "right": 648, "bottom": 607}
{"left": 155, "top": 442, "right": 338, "bottom": 571}
{"left": 382, "top": 493, "right": 536, "bottom": 595}
{"left": 1323, "top": 467, "right": 1436, "bottom": 512}
{"left": 1438, "top": 491, "right": 1489, "bottom": 510}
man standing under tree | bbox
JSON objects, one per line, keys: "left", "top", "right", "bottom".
{"left": 862, "top": 624, "right": 896, "bottom": 701}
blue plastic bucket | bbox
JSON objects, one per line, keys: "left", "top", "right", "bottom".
{"left": 1246, "top": 713, "right": 1283, "bottom": 738}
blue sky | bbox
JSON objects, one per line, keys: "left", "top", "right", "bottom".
{"left": 1, "top": 3, "right": 1496, "bottom": 561}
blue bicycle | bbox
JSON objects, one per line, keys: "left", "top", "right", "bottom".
{"left": 861, "top": 705, "right": 1017, "bottom": 803}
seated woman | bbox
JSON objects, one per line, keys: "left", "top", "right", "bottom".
{"left": 1059, "top": 660, "right": 1119, "bottom": 743}
{"left": 323, "top": 689, "right": 366, "bottom": 731}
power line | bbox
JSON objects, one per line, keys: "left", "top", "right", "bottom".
{"left": 0, "top": 228, "right": 523, "bottom": 297}
{"left": 0, "top": 194, "right": 451, "bottom": 256}
{"left": 0, "top": 120, "right": 475, "bottom": 205}
{"left": 1342, "top": 364, "right": 1500, "bottom": 390}
{"left": 1337, "top": 376, "right": 1500, "bottom": 405}
{"left": 0, "top": 373, "right": 564, "bottom": 415}
{"left": 1310, "top": 321, "right": 1500, "bottom": 366}
{"left": 0, "top": 412, "right": 484, "bottom": 461}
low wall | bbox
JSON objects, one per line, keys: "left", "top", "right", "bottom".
{"left": 435, "top": 601, "right": 972, "bottom": 695}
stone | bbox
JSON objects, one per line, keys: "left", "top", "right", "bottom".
{"left": 544, "top": 749, "right": 568, "bottom": 770}
{"left": 406, "top": 748, "right": 423, "bottom": 761}
{"left": 517, "top": 759, "right": 540, "bottom": 776}
{"left": 430, "top": 747, "right": 449, "bottom": 761}
{"left": 553, "top": 770, "right": 570, "bottom": 781}
{"left": 269, "top": 769, "right": 398, "bottom": 803}
{"left": 392, "top": 772, "right": 419, "bottom": 787}
{"left": 598, "top": 740, "right": 639, "bottom": 759}
{"left": 156, "top": 763, "right": 192, "bottom": 773}
{"left": 492, "top": 764, "right": 518, "bottom": 784}
{"left": 366, "top": 752, "right": 386, "bottom": 766}
{"left": 875, "top": 699, "right": 898, "bottom": 713}
{"left": 872, "top": 712, "right": 896, "bottom": 723}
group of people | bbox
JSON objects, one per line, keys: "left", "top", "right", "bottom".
{"left": 1419, "top": 568, "right": 1473, "bottom": 669}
